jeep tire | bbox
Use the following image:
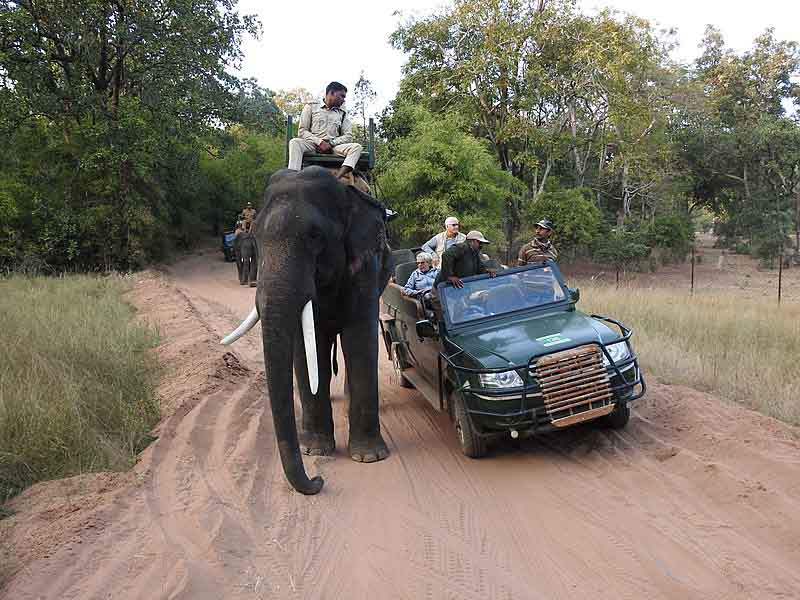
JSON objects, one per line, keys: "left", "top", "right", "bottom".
{"left": 602, "top": 401, "right": 630, "bottom": 429}
{"left": 452, "top": 392, "right": 487, "bottom": 458}
{"left": 390, "top": 339, "right": 413, "bottom": 388}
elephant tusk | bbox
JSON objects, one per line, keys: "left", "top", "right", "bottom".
{"left": 220, "top": 307, "right": 259, "bottom": 345}
{"left": 301, "top": 300, "right": 319, "bottom": 395}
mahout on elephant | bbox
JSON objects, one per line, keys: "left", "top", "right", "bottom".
{"left": 233, "top": 231, "right": 258, "bottom": 287}
{"left": 221, "top": 167, "right": 392, "bottom": 494}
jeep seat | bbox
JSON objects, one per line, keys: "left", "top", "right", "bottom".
{"left": 301, "top": 152, "right": 372, "bottom": 172}
{"left": 390, "top": 249, "right": 415, "bottom": 274}
{"left": 395, "top": 261, "right": 417, "bottom": 287}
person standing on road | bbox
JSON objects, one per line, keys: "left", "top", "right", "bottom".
{"left": 518, "top": 219, "right": 558, "bottom": 265}
{"left": 287, "top": 81, "right": 363, "bottom": 181}
{"left": 421, "top": 216, "right": 467, "bottom": 267}
{"left": 434, "top": 230, "right": 496, "bottom": 290}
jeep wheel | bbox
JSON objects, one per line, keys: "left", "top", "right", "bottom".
{"left": 452, "top": 392, "right": 486, "bottom": 458}
{"left": 602, "top": 401, "right": 630, "bottom": 429}
{"left": 390, "top": 341, "right": 413, "bottom": 388}
{"left": 394, "top": 356, "right": 413, "bottom": 388}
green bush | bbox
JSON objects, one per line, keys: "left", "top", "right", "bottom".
{"left": 0, "top": 275, "right": 159, "bottom": 502}
{"left": 641, "top": 213, "right": 693, "bottom": 264}
{"left": 376, "top": 105, "right": 521, "bottom": 246}
{"left": 592, "top": 229, "right": 651, "bottom": 270}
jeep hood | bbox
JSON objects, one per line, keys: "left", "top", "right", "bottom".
{"left": 449, "top": 309, "right": 620, "bottom": 369}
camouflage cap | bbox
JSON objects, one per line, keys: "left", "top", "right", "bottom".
{"left": 535, "top": 219, "right": 554, "bottom": 230}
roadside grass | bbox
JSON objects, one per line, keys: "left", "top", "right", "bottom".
{"left": 0, "top": 275, "right": 160, "bottom": 503}
{"left": 577, "top": 283, "right": 800, "bottom": 425}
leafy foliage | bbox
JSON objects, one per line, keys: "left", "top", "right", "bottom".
{"left": 592, "top": 229, "right": 651, "bottom": 270}
{"left": 376, "top": 105, "right": 521, "bottom": 247}
{"left": 389, "top": 3, "right": 800, "bottom": 266}
{"left": 0, "top": 0, "right": 267, "bottom": 271}
{"left": 391, "top": 0, "right": 673, "bottom": 248}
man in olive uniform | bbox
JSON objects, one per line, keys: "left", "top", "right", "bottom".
{"left": 287, "top": 81, "right": 363, "bottom": 180}
{"left": 518, "top": 219, "right": 557, "bottom": 265}
{"left": 434, "top": 230, "right": 495, "bottom": 289}
{"left": 240, "top": 202, "right": 257, "bottom": 232}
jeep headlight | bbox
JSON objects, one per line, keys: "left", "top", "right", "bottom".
{"left": 478, "top": 370, "right": 524, "bottom": 389}
{"left": 603, "top": 342, "right": 631, "bottom": 366}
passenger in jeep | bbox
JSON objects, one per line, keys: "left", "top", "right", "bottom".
{"left": 402, "top": 252, "right": 439, "bottom": 297}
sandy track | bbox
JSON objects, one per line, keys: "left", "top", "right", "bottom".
{"left": 4, "top": 249, "right": 800, "bottom": 599}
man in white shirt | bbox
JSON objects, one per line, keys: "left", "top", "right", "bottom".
{"left": 287, "top": 81, "right": 363, "bottom": 180}
{"left": 421, "top": 216, "right": 467, "bottom": 267}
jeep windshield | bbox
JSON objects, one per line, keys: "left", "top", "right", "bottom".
{"left": 441, "top": 265, "right": 567, "bottom": 325}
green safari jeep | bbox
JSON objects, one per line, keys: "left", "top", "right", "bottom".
{"left": 379, "top": 259, "right": 645, "bottom": 457}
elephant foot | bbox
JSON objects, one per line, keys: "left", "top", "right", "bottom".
{"left": 249, "top": 282, "right": 257, "bottom": 287}
{"left": 348, "top": 434, "right": 390, "bottom": 463}
{"left": 239, "top": 281, "right": 247, "bottom": 286}
{"left": 300, "top": 432, "right": 335, "bottom": 456}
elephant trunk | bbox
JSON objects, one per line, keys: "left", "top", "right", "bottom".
{"left": 260, "top": 295, "right": 323, "bottom": 495}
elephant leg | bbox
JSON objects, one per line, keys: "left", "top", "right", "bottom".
{"left": 243, "top": 258, "right": 251, "bottom": 285}
{"left": 247, "top": 257, "right": 258, "bottom": 287}
{"left": 295, "top": 329, "right": 335, "bottom": 456}
{"left": 249, "top": 255, "right": 258, "bottom": 287}
{"left": 341, "top": 308, "right": 389, "bottom": 463}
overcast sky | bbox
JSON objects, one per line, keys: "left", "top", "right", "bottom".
{"left": 235, "top": 0, "right": 800, "bottom": 116}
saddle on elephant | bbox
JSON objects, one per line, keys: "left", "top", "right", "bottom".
{"left": 325, "top": 167, "right": 371, "bottom": 194}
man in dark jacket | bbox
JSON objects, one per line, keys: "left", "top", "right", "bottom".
{"left": 434, "top": 230, "right": 494, "bottom": 289}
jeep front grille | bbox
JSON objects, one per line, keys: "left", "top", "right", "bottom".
{"left": 533, "top": 345, "right": 613, "bottom": 427}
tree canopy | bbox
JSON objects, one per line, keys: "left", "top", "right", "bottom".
{"left": 387, "top": 0, "right": 800, "bottom": 265}
{"left": 0, "top": 0, "right": 268, "bottom": 270}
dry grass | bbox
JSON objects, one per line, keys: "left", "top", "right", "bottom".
{"left": 0, "top": 275, "right": 159, "bottom": 503}
{"left": 577, "top": 282, "right": 800, "bottom": 424}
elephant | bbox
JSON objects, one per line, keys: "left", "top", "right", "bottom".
{"left": 233, "top": 231, "right": 258, "bottom": 287}
{"left": 221, "top": 167, "right": 392, "bottom": 495}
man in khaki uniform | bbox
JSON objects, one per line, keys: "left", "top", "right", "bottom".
{"left": 518, "top": 219, "right": 558, "bottom": 265}
{"left": 240, "top": 202, "right": 257, "bottom": 232}
{"left": 287, "top": 81, "right": 363, "bottom": 180}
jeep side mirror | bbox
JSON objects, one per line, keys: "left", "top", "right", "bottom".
{"left": 569, "top": 287, "right": 580, "bottom": 303}
{"left": 415, "top": 319, "right": 437, "bottom": 339}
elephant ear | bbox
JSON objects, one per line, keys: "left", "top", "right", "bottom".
{"left": 344, "top": 187, "right": 387, "bottom": 277}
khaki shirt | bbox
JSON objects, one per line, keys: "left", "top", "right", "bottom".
{"left": 421, "top": 231, "right": 467, "bottom": 264}
{"left": 518, "top": 238, "right": 558, "bottom": 265}
{"left": 298, "top": 103, "right": 353, "bottom": 147}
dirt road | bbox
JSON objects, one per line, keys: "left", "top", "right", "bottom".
{"left": 4, "top": 249, "right": 800, "bottom": 599}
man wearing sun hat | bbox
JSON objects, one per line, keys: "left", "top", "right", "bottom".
{"left": 434, "top": 230, "right": 495, "bottom": 290}
{"left": 518, "top": 218, "right": 557, "bottom": 265}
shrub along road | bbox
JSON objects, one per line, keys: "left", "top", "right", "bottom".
{"left": 3, "top": 248, "right": 800, "bottom": 599}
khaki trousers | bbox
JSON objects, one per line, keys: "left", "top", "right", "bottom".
{"left": 288, "top": 138, "right": 363, "bottom": 171}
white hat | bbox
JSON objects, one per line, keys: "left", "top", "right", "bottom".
{"left": 465, "top": 230, "right": 490, "bottom": 243}
{"left": 444, "top": 216, "right": 459, "bottom": 226}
